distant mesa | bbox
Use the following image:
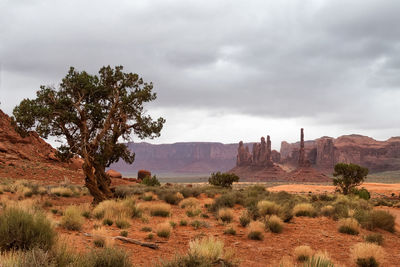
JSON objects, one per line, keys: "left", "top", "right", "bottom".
{"left": 230, "top": 128, "right": 330, "bottom": 182}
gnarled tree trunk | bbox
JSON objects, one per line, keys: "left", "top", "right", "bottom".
{"left": 83, "top": 161, "right": 113, "bottom": 204}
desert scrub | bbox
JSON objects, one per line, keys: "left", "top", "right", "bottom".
{"left": 92, "top": 228, "right": 115, "bottom": 248}
{"left": 186, "top": 208, "right": 201, "bottom": 217}
{"left": 115, "top": 218, "right": 130, "bottom": 229}
{"left": 338, "top": 218, "right": 360, "bottom": 235}
{"left": 190, "top": 220, "right": 209, "bottom": 229}
{"left": 120, "top": 231, "right": 128, "bottom": 237}
{"left": 141, "top": 191, "right": 156, "bottom": 201}
{"left": 49, "top": 187, "right": 73, "bottom": 197}
{"left": 149, "top": 203, "right": 171, "bottom": 217}
{"left": 224, "top": 226, "right": 236, "bottom": 235}
{"left": 141, "top": 175, "right": 161, "bottom": 186}
{"left": 364, "top": 233, "right": 383, "bottom": 245}
{"left": 266, "top": 215, "right": 283, "bottom": 233}
{"left": 0, "top": 207, "right": 55, "bottom": 251}
{"left": 163, "top": 192, "right": 184, "bottom": 205}
{"left": 294, "top": 245, "right": 314, "bottom": 262}
{"left": 218, "top": 208, "right": 234, "bottom": 223}
{"left": 85, "top": 247, "right": 132, "bottom": 267}
{"left": 93, "top": 199, "right": 131, "bottom": 221}
{"left": 257, "top": 200, "right": 281, "bottom": 216}
{"left": 247, "top": 221, "right": 265, "bottom": 240}
{"left": 180, "top": 197, "right": 200, "bottom": 209}
{"left": 351, "top": 243, "right": 385, "bottom": 267}
{"left": 156, "top": 222, "right": 172, "bottom": 238}
{"left": 102, "top": 218, "right": 113, "bottom": 226}
{"left": 239, "top": 210, "right": 251, "bottom": 227}
{"left": 141, "top": 226, "right": 152, "bottom": 232}
{"left": 304, "top": 254, "right": 335, "bottom": 267}
{"left": 354, "top": 209, "right": 395, "bottom": 232}
{"left": 61, "top": 206, "right": 84, "bottom": 231}
{"left": 293, "top": 203, "right": 316, "bottom": 217}
{"left": 157, "top": 236, "right": 237, "bottom": 267}
{"left": 320, "top": 205, "right": 335, "bottom": 217}
{"left": 179, "top": 220, "right": 188, "bottom": 226}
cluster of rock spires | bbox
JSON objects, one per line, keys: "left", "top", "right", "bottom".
{"left": 230, "top": 128, "right": 331, "bottom": 182}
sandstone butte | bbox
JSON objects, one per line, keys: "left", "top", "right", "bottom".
{"left": 230, "top": 128, "right": 331, "bottom": 182}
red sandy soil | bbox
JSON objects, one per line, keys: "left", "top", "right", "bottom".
{"left": 23, "top": 194, "right": 398, "bottom": 267}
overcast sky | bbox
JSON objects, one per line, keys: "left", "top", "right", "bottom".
{"left": 1, "top": 0, "right": 399, "bottom": 149}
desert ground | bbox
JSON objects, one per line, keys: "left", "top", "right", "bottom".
{"left": 0, "top": 176, "right": 399, "bottom": 267}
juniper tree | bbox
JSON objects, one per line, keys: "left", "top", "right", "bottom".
{"left": 333, "top": 163, "right": 369, "bottom": 195}
{"left": 12, "top": 66, "right": 165, "bottom": 203}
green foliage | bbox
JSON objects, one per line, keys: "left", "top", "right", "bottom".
{"left": 333, "top": 163, "right": 369, "bottom": 195}
{"left": 208, "top": 172, "right": 239, "bottom": 188}
{"left": 353, "top": 188, "right": 371, "bottom": 200}
{"left": 141, "top": 176, "right": 161, "bottom": 187}
{"left": 0, "top": 208, "right": 55, "bottom": 251}
{"left": 12, "top": 65, "right": 165, "bottom": 202}
{"left": 141, "top": 226, "right": 152, "bottom": 232}
{"left": 179, "top": 220, "right": 188, "bottom": 226}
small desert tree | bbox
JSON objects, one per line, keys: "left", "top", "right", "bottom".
{"left": 333, "top": 163, "right": 369, "bottom": 195}
{"left": 208, "top": 172, "right": 239, "bottom": 188}
{"left": 12, "top": 66, "right": 165, "bottom": 203}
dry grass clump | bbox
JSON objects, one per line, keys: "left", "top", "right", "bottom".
{"left": 149, "top": 203, "right": 171, "bottom": 217}
{"left": 93, "top": 199, "right": 132, "bottom": 221}
{"left": 0, "top": 207, "right": 56, "bottom": 251}
{"left": 49, "top": 187, "right": 74, "bottom": 197}
{"left": 351, "top": 243, "right": 385, "bottom": 267}
{"left": 186, "top": 207, "right": 202, "bottom": 217}
{"left": 92, "top": 227, "right": 115, "bottom": 248}
{"left": 294, "top": 245, "right": 314, "bottom": 262}
{"left": 338, "top": 218, "right": 360, "bottom": 235}
{"left": 218, "top": 208, "right": 234, "bottom": 223}
{"left": 61, "top": 205, "right": 84, "bottom": 231}
{"left": 364, "top": 233, "right": 383, "bottom": 245}
{"left": 189, "top": 236, "right": 224, "bottom": 262}
{"left": 180, "top": 197, "right": 200, "bottom": 208}
{"left": 239, "top": 210, "right": 251, "bottom": 227}
{"left": 293, "top": 203, "right": 316, "bottom": 217}
{"left": 257, "top": 200, "right": 281, "bottom": 216}
{"left": 355, "top": 209, "right": 396, "bottom": 233}
{"left": 163, "top": 192, "right": 184, "bottom": 205}
{"left": 321, "top": 205, "right": 335, "bottom": 217}
{"left": 247, "top": 221, "right": 265, "bottom": 240}
{"left": 266, "top": 215, "right": 283, "bottom": 233}
{"left": 156, "top": 222, "right": 172, "bottom": 238}
{"left": 157, "top": 236, "right": 237, "bottom": 266}
{"left": 142, "top": 191, "right": 157, "bottom": 201}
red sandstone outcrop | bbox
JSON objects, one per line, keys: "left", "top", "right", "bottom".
{"left": 280, "top": 133, "right": 400, "bottom": 174}
{"left": 0, "top": 109, "right": 57, "bottom": 164}
{"left": 285, "top": 129, "right": 331, "bottom": 182}
{"left": 106, "top": 169, "right": 122, "bottom": 178}
{"left": 230, "top": 135, "right": 287, "bottom": 181}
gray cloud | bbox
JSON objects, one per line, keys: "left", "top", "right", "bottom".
{"left": 0, "top": 0, "right": 399, "bottom": 144}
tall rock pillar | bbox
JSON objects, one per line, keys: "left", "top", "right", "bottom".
{"left": 298, "top": 128, "right": 306, "bottom": 167}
